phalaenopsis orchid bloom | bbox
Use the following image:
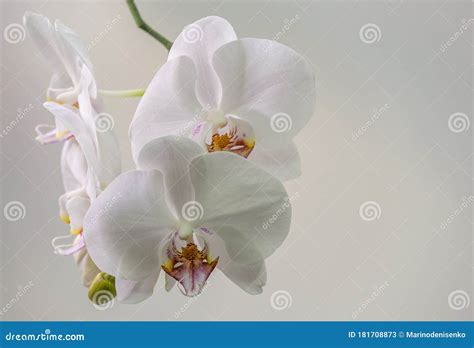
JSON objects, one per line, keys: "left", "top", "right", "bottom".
{"left": 83, "top": 136, "right": 291, "bottom": 302}
{"left": 24, "top": 12, "right": 121, "bottom": 287}
{"left": 130, "top": 16, "right": 316, "bottom": 181}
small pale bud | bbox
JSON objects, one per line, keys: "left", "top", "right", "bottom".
{"left": 88, "top": 272, "right": 116, "bottom": 305}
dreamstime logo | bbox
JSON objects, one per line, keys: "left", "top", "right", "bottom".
{"left": 84, "top": 192, "right": 122, "bottom": 229}
{"left": 448, "top": 112, "right": 470, "bottom": 133}
{"left": 262, "top": 14, "right": 301, "bottom": 52}
{"left": 182, "top": 24, "right": 203, "bottom": 43}
{"left": 87, "top": 14, "right": 122, "bottom": 51}
{"left": 173, "top": 282, "right": 211, "bottom": 319}
{"left": 0, "top": 281, "right": 34, "bottom": 315}
{"left": 270, "top": 290, "right": 292, "bottom": 311}
{"left": 440, "top": 195, "right": 474, "bottom": 230}
{"left": 352, "top": 281, "right": 390, "bottom": 319}
{"left": 448, "top": 290, "right": 470, "bottom": 311}
{"left": 359, "top": 23, "right": 382, "bottom": 44}
{"left": 95, "top": 113, "right": 115, "bottom": 133}
{"left": 3, "top": 201, "right": 26, "bottom": 222}
{"left": 0, "top": 103, "right": 34, "bottom": 139}
{"left": 181, "top": 201, "right": 204, "bottom": 222}
{"left": 92, "top": 290, "right": 115, "bottom": 310}
{"left": 262, "top": 192, "right": 299, "bottom": 230}
{"left": 359, "top": 201, "right": 381, "bottom": 221}
{"left": 440, "top": 18, "right": 474, "bottom": 53}
{"left": 351, "top": 103, "right": 390, "bottom": 141}
{"left": 3, "top": 23, "right": 26, "bottom": 44}
{"left": 174, "top": 104, "right": 211, "bottom": 140}
{"left": 270, "top": 113, "right": 292, "bottom": 133}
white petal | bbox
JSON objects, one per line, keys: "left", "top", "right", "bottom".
{"left": 96, "top": 130, "right": 121, "bottom": 187}
{"left": 249, "top": 141, "right": 301, "bottom": 181}
{"left": 61, "top": 139, "right": 87, "bottom": 192}
{"left": 116, "top": 271, "right": 159, "bottom": 304}
{"left": 66, "top": 195, "right": 90, "bottom": 232}
{"left": 190, "top": 152, "right": 291, "bottom": 260}
{"left": 54, "top": 19, "right": 92, "bottom": 72}
{"left": 83, "top": 170, "right": 175, "bottom": 281}
{"left": 73, "top": 244, "right": 101, "bottom": 287}
{"left": 23, "top": 12, "right": 64, "bottom": 76}
{"left": 197, "top": 229, "right": 266, "bottom": 294}
{"left": 137, "top": 136, "right": 203, "bottom": 221}
{"left": 130, "top": 56, "right": 203, "bottom": 162}
{"left": 214, "top": 38, "right": 316, "bottom": 144}
{"left": 169, "top": 16, "right": 237, "bottom": 108}
{"left": 43, "top": 102, "right": 99, "bottom": 190}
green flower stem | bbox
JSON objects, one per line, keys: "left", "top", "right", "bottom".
{"left": 126, "top": 0, "right": 173, "bottom": 50}
{"left": 98, "top": 88, "right": 145, "bottom": 98}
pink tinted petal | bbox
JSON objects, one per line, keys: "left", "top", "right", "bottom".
{"left": 51, "top": 233, "right": 85, "bottom": 255}
{"left": 35, "top": 124, "right": 73, "bottom": 144}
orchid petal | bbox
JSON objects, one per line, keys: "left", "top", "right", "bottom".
{"left": 213, "top": 38, "right": 316, "bottom": 145}
{"left": 83, "top": 170, "right": 175, "bottom": 281}
{"left": 196, "top": 228, "right": 266, "bottom": 294}
{"left": 52, "top": 233, "right": 85, "bottom": 256}
{"left": 43, "top": 102, "right": 99, "bottom": 197}
{"left": 169, "top": 16, "right": 237, "bottom": 109}
{"left": 66, "top": 195, "right": 90, "bottom": 233}
{"left": 136, "top": 136, "right": 203, "bottom": 221}
{"left": 61, "top": 139, "right": 87, "bottom": 192}
{"left": 54, "top": 19, "right": 92, "bottom": 73}
{"left": 73, "top": 242, "right": 101, "bottom": 287}
{"left": 116, "top": 271, "right": 160, "bottom": 304}
{"left": 189, "top": 152, "right": 291, "bottom": 260}
{"left": 23, "top": 12, "right": 64, "bottom": 77}
{"left": 130, "top": 56, "right": 203, "bottom": 161}
{"left": 250, "top": 141, "right": 301, "bottom": 181}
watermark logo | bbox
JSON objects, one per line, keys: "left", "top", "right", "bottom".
{"left": 352, "top": 281, "right": 390, "bottom": 319}
{"left": 359, "top": 201, "right": 381, "bottom": 222}
{"left": 181, "top": 201, "right": 204, "bottom": 222}
{"left": 87, "top": 14, "right": 122, "bottom": 51}
{"left": 359, "top": 23, "right": 382, "bottom": 44}
{"left": 270, "top": 290, "right": 292, "bottom": 311}
{"left": 448, "top": 290, "right": 470, "bottom": 311}
{"left": 3, "top": 23, "right": 26, "bottom": 44}
{"left": 0, "top": 281, "right": 34, "bottom": 315}
{"left": 351, "top": 103, "right": 390, "bottom": 141}
{"left": 448, "top": 112, "right": 470, "bottom": 133}
{"left": 95, "top": 113, "right": 115, "bottom": 133}
{"left": 92, "top": 290, "right": 115, "bottom": 310}
{"left": 440, "top": 195, "right": 473, "bottom": 230}
{"left": 0, "top": 104, "right": 34, "bottom": 139}
{"left": 4, "top": 201, "right": 26, "bottom": 222}
{"left": 262, "top": 192, "right": 299, "bottom": 230}
{"left": 182, "top": 24, "right": 203, "bottom": 43}
{"left": 440, "top": 18, "right": 474, "bottom": 53}
{"left": 270, "top": 112, "right": 292, "bottom": 133}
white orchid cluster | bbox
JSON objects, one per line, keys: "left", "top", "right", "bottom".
{"left": 24, "top": 12, "right": 315, "bottom": 305}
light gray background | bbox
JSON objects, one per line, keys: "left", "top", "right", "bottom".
{"left": 0, "top": 0, "right": 472, "bottom": 321}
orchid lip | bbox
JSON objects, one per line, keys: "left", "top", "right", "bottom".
{"left": 35, "top": 124, "right": 73, "bottom": 145}
{"left": 205, "top": 116, "right": 255, "bottom": 158}
{"left": 52, "top": 233, "right": 85, "bottom": 256}
{"left": 162, "top": 233, "right": 218, "bottom": 297}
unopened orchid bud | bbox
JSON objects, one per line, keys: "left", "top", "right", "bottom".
{"left": 88, "top": 272, "right": 116, "bottom": 305}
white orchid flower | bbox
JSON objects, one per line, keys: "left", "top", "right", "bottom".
{"left": 130, "top": 16, "right": 315, "bottom": 181}
{"left": 45, "top": 87, "right": 121, "bottom": 285}
{"left": 83, "top": 136, "right": 290, "bottom": 303}
{"left": 24, "top": 12, "right": 121, "bottom": 287}
{"left": 24, "top": 12, "right": 98, "bottom": 144}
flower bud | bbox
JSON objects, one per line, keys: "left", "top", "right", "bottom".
{"left": 88, "top": 272, "right": 116, "bottom": 305}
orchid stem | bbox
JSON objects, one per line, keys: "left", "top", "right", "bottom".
{"left": 126, "top": 0, "right": 173, "bottom": 50}
{"left": 98, "top": 89, "right": 145, "bottom": 97}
